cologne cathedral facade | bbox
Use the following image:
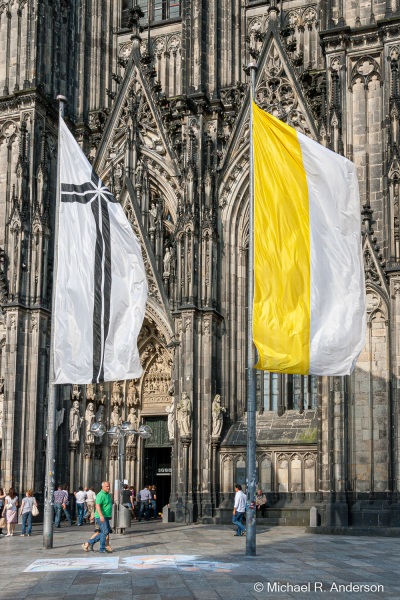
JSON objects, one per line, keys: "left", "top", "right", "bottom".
{"left": 0, "top": 0, "right": 399, "bottom": 527}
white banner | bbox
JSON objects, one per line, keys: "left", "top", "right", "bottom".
{"left": 53, "top": 118, "right": 147, "bottom": 384}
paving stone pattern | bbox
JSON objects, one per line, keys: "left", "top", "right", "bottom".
{"left": 0, "top": 522, "right": 398, "bottom": 599}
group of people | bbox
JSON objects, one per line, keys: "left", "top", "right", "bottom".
{"left": 232, "top": 484, "right": 268, "bottom": 537}
{"left": 121, "top": 484, "right": 158, "bottom": 522}
{"left": 0, "top": 487, "right": 38, "bottom": 537}
{"left": 52, "top": 484, "right": 97, "bottom": 527}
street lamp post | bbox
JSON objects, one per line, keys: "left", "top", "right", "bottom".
{"left": 91, "top": 420, "right": 152, "bottom": 533}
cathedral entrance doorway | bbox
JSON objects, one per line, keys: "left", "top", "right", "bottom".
{"left": 142, "top": 417, "right": 172, "bottom": 514}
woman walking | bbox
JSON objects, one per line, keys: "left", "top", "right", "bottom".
{"left": 2, "top": 487, "right": 18, "bottom": 536}
{"left": 0, "top": 488, "right": 5, "bottom": 536}
{"left": 20, "top": 490, "right": 37, "bottom": 537}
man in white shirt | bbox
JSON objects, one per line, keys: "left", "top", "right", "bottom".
{"left": 138, "top": 485, "right": 152, "bottom": 522}
{"left": 74, "top": 486, "right": 87, "bottom": 526}
{"left": 85, "top": 487, "right": 96, "bottom": 524}
{"left": 232, "top": 483, "right": 246, "bottom": 537}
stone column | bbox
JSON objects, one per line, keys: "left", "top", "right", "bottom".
{"left": 181, "top": 436, "right": 192, "bottom": 522}
{"left": 69, "top": 441, "right": 78, "bottom": 493}
{"left": 83, "top": 444, "right": 93, "bottom": 487}
{"left": 211, "top": 437, "right": 220, "bottom": 508}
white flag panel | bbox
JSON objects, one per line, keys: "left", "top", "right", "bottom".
{"left": 53, "top": 118, "right": 147, "bottom": 384}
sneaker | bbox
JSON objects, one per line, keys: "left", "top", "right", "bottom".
{"left": 27, "top": 534, "right": 31, "bottom": 537}
{"left": 99, "top": 550, "right": 106, "bottom": 554}
{"left": 241, "top": 530, "right": 246, "bottom": 536}
{"left": 5, "top": 533, "right": 11, "bottom": 537}
{"left": 20, "top": 534, "right": 25, "bottom": 537}
{"left": 234, "top": 534, "right": 241, "bottom": 537}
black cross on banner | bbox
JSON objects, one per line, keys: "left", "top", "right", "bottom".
{"left": 61, "top": 171, "right": 118, "bottom": 383}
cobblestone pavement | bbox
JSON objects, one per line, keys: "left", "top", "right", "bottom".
{"left": 0, "top": 521, "right": 398, "bottom": 600}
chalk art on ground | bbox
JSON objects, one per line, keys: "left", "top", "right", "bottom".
{"left": 24, "top": 557, "right": 119, "bottom": 572}
{"left": 121, "top": 555, "right": 237, "bottom": 572}
{"left": 24, "top": 555, "right": 236, "bottom": 573}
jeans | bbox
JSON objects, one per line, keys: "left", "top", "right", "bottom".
{"left": 89, "top": 517, "right": 111, "bottom": 553}
{"left": 54, "top": 503, "right": 72, "bottom": 527}
{"left": 76, "top": 503, "right": 85, "bottom": 526}
{"left": 232, "top": 511, "right": 245, "bottom": 535}
{"left": 138, "top": 501, "right": 150, "bottom": 521}
{"left": 22, "top": 511, "right": 32, "bottom": 535}
{"left": 150, "top": 499, "right": 157, "bottom": 519}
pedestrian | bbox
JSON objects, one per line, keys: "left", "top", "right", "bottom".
{"left": 63, "top": 485, "right": 74, "bottom": 522}
{"left": 129, "top": 486, "right": 136, "bottom": 519}
{"left": 150, "top": 485, "right": 157, "bottom": 519}
{"left": 19, "top": 490, "right": 38, "bottom": 537}
{"left": 255, "top": 488, "right": 267, "bottom": 517}
{"left": 2, "top": 487, "right": 18, "bottom": 537}
{"left": 85, "top": 486, "right": 96, "bottom": 524}
{"left": 82, "top": 481, "right": 113, "bottom": 554}
{"left": 53, "top": 484, "right": 73, "bottom": 527}
{"left": 121, "top": 484, "right": 132, "bottom": 511}
{"left": 137, "top": 485, "right": 151, "bottom": 521}
{"left": 232, "top": 483, "right": 246, "bottom": 537}
{"left": 0, "top": 488, "right": 5, "bottom": 536}
{"left": 74, "top": 486, "right": 87, "bottom": 526}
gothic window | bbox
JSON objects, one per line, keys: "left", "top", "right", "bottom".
{"left": 261, "top": 373, "right": 318, "bottom": 412}
{"left": 121, "top": 0, "right": 180, "bottom": 27}
{"left": 154, "top": 0, "right": 181, "bottom": 21}
{"left": 121, "top": 0, "right": 148, "bottom": 28}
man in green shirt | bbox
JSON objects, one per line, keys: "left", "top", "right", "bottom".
{"left": 82, "top": 481, "right": 112, "bottom": 554}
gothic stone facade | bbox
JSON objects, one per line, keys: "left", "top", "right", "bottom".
{"left": 0, "top": 0, "right": 399, "bottom": 527}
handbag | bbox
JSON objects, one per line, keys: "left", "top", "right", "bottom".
{"left": 32, "top": 504, "right": 39, "bottom": 517}
{"left": 5, "top": 502, "right": 12, "bottom": 510}
{"left": 0, "top": 516, "right": 5, "bottom": 528}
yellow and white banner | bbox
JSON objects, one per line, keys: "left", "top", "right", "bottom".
{"left": 252, "top": 102, "right": 366, "bottom": 375}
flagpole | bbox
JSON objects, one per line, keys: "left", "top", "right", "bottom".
{"left": 246, "top": 63, "right": 257, "bottom": 557}
{"left": 43, "top": 95, "right": 67, "bottom": 550}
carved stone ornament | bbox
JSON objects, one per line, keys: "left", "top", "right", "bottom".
{"left": 255, "top": 43, "right": 311, "bottom": 135}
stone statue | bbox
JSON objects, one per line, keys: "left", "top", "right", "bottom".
{"left": 211, "top": 394, "right": 226, "bottom": 437}
{"left": 85, "top": 402, "right": 96, "bottom": 443}
{"left": 163, "top": 247, "right": 171, "bottom": 278}
{"left": 114, "top": 162, "right": 123, "bottom": 190}
{"left": 111, "top": 381, "right": 122, "bottom": 405}
{"left": 110, "top": 404, "right": 121, "bottom": 428}
{"left": 71, "top": 384, "right": 81, "bottom": 402}
{"left": 135, "top": 159, "right": 143, "bottom": 186}
{"left": 166, "top": 397, "right": 175, "bottom": 440}
{"left": 127, "top": 407, "right": 139, "bottom": 432}
{"left": 126, "top": 379, "right": 139, "bottom": 407}
{"left": 98, "top": 384, "right": 107, "bottom": 404}
{"left": 96, "top": 404, "right": 104, "bottom": 423}
{"left": 69, "top": 401, "right": 82, "bottom": 443}
{"left": 149, "top": 202, "right": 158, "bottom": 232}
{"left": 177, "top": 392, "right": 191, "bottom": 437}
{"left": 86, "top": 383, "right": 96, "bottom": 403}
